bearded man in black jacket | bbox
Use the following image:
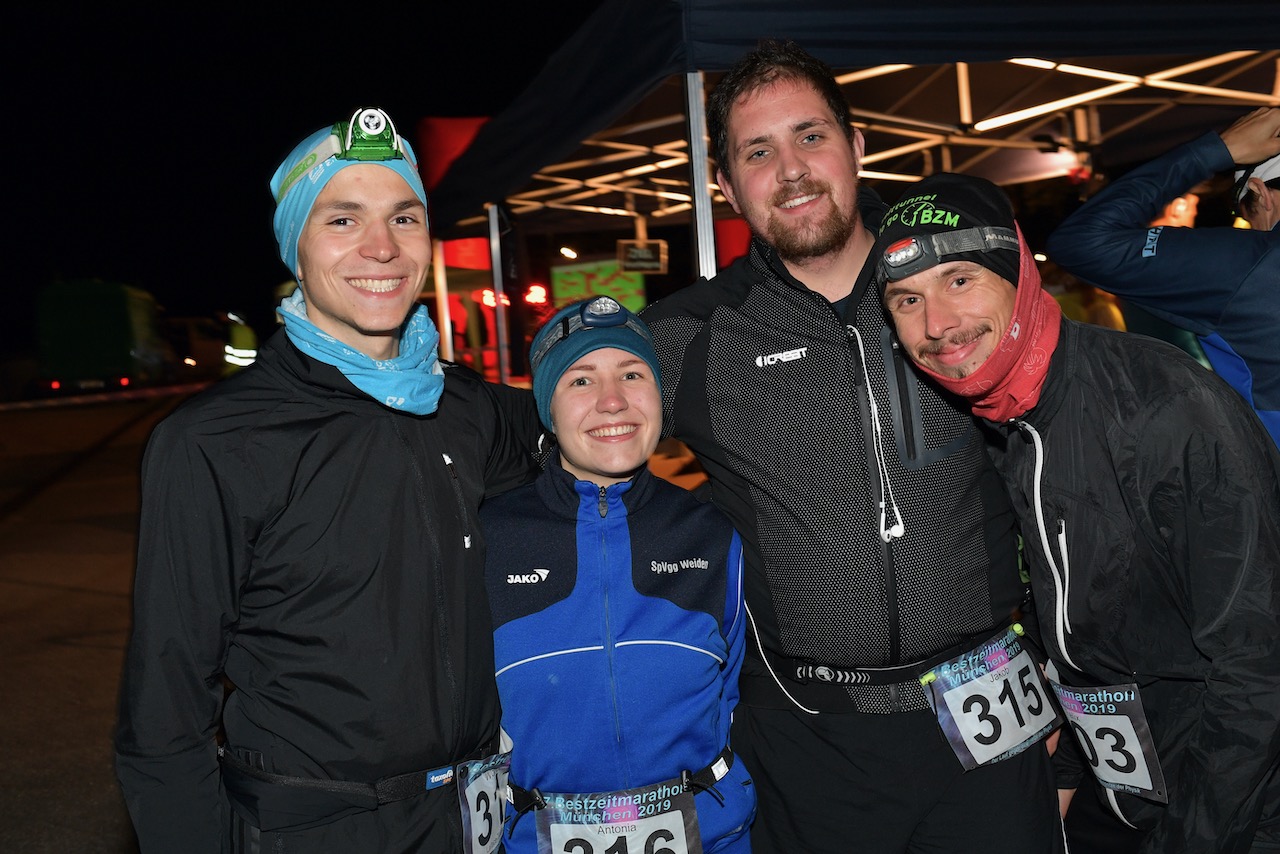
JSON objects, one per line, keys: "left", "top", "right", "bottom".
{"left": 642, "top": 41, "right": 1064, "bottom": 854}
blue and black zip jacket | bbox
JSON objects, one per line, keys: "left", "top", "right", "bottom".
{"left": 1048, "top": 131, "right": 1280, "bottom": 447}
{"left": 481, "top": 458, "right": 753, "bottom": 854}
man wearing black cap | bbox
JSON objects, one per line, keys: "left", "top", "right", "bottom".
{"left": 1048, "top": 106, "right": 1280, "bottom": 448}
{"left": 879, "top": 172, "right": 1280, "bottom": 853}
{"left": 641, "top": 40, "right": 1063, "bottom": 854}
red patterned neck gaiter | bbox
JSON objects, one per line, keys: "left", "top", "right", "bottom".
{"left": 911, "top": 227, "right": 1062, "bottom": 422}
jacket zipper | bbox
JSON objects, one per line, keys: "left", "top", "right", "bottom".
{"left": 846, "top": 321, "right": 901, "bottom": 672}
{"left": 890, "top": 339, "right": 918, "bottom": 463}
{"left": 596, "top": 486, "right": 626, "bottom": 752}
{"left": 441, "top": 453, "right": 472, "bottom": 550}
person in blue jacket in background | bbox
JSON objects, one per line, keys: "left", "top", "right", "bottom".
{"left": 481, "top": 296, "right": 754, "bottom": 854}
{"left": 1048, "top": 106, "right": 1280, "bottom": 446}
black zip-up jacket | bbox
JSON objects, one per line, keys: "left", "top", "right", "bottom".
{"left": 114, "top": 329, "right": 541, "bottom": 852}
{"left": 988, "top": 319, "right": 1280, "bottom": 852}
{"left": 641, "top": 196, "right": 1024, "bottom": 714}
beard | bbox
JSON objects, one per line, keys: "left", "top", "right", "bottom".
{"left": 764, "top": 179, "right": 858, "bottom": 262}
{"left": 916, "top": 323, "right": 994, "bottom": 379}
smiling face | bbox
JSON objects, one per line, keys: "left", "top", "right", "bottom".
{"left": 882, "top": 260, "right": 1017, "bottom": 379}
{"left": 294, "top": 164, "right": 430, "bottom": 360}
{"left": 550, "top": 347, "right": 661, "bottom": 487}
{"left": 717, "top": 78, "right": 864, "bottom": 263}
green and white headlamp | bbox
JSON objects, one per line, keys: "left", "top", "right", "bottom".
{"left": 274, "top": 107, "right": 412, "bottom": 204}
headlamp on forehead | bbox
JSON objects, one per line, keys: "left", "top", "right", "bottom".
{"left": 529, "top": 296, "right": 653, "bottom": 374}
{"left": 877, "top": 226, "right": 1018, "bottom": 282}
{"left": 275, "top": 107, "right": 413, "bottom": 202}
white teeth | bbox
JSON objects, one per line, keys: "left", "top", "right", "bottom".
{"left": 349, "top": 278, "right": 401, "bottom": 293}
{"left": 780, "top": 194, "right": 819, "bottom": 209}
{"left": 588, "top": 424, "right": 638, "bottom": 438}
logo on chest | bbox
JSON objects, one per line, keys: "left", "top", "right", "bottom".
{"left": 755, "top": 346, "right": 808, "bottom": 368}
{"left": 507, "top": 568, "right": 551, "bottom": 584}
{"left": 651, "top": 557, "right": 710, "bottom": 574}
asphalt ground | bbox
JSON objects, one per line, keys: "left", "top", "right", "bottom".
{"left": 0, "top": 393, "right": 183, "bottom": 853}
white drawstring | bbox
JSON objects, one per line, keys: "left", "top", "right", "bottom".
{"left": 1018, "top": 420, "right": 1080, "bottom": 671}
{"left": 849, "top": 326, "right": 905, "bottom": 543}
{"left": 745, "top": 603, "right": 819, "bottom": 715}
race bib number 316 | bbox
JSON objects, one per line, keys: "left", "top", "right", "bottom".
{"left": 922, "top": 625, "right": 1063, "bottom": 769}
{"left": 534, "top": 779, "right": 703, "bottom": 854}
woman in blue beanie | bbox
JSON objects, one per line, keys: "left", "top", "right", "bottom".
{"left": 479, "top": 296, "right": 755, "bottom": 854}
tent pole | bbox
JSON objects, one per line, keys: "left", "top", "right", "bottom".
{"left": 487, "top": 204, "right": 511, "bottom": 385}
{"left": 431, "top": 240, "right": 454, "bottom": 362}
{"left": 685, "top": 71, "right": 718, "bottom": 280}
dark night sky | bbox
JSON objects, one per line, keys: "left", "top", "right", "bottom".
{"left": 10, "top": 4, "right": 601, "bottom": 352}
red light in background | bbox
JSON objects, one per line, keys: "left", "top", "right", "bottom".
{"left": 525, "top": 284, "right": 548, "bottom": 305}
{"left": 119, "top": 377, "right": 130, "bottom": 387}
{"left": 50, "top": 380, "right": 61, "bottom": 390}
{"left": 476, "top": 289, "right": 511, "bottom": 309}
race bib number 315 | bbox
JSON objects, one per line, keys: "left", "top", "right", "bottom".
{"left": 922, "top": 625, "right": 1063, "bottom": 769}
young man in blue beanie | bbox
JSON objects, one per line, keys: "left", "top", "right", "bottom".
{"left": 481, "top": 296, "right": 755, "bottom": 854}
{"left": 114, "top": 107, "right": 542, "bottom": 853}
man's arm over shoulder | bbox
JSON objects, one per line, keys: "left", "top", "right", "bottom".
{"left": 1139, "top": 386, "right": 1280, "bottom": 850}
{"left": 642, "top": 276, "right": 734, "bottom": 437}
{"left": 115, "top": 414, "right": 249, "bottom": 852}
{"left": 444, "top": 363, "right": 545, "bottom": 497}
{"left": 1046, "top": 132, "right": 1252, "bottom": 332}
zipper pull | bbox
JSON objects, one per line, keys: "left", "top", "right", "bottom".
{"left": 598, "top": 486, "right": 608, "bottom": 518}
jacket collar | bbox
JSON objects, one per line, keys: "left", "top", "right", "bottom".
{"left": 1015, "top": 316, "right": 1074, "bottom": 427}
{"left": 535, "top": 450, "right": 658, "bottom": 518}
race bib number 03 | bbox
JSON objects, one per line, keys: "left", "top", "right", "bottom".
{"left": 458, "top": 752, "right": 510, "bottom": 854}
{"left": 922, "top": 625, "right": 1063, "bottom": 769}
{"left": 1051, "top": 680, "right": 1168, "bottom": 804}
{"left": 534, "top": 779, "right": 703, "bottom": 854}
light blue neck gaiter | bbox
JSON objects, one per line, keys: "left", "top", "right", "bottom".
{"left": 277, "top": 290, "right": 445, "bottom": 415}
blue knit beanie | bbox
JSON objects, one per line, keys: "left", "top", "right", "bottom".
{"left": 270, "top": 107, "right": 429, "bottom": 278}
{"left": 529, "top": 297, "right": 662, "bottom": 431}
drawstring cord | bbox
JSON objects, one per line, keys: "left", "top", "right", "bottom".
{"left": 849, "top": 326, "right": 905, "bottom": 543}
{"left": 1016, "top": 419, "right": 1080, "bottom": 672}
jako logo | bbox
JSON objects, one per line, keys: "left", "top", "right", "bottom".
{"left": 652, "top": 557, "right": 711, "bottom": 574}
{"left": 507, "top": 568, "right": 551, "bottom": 584}
{"left": 755, "top": 347, "right": 808, "bottom": 367}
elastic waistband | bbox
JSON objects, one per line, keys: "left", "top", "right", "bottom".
{"left": 743, "top": 630, "right": 1015, "bottom": 714}
{"left": 506, "top": 746, "right": 734, "bottom": 815}
{"left": 219, "top": 744, "right": 487, "bottom": 833}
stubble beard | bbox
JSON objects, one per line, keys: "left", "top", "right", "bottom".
{"left": 916, "top": 324, "right": 993, "bottom": 379}
{"left": 766, "top": 180, "right": 858, "bottom": 263}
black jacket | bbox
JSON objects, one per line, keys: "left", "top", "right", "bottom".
{"left": 114, "top": 329, "right": 541, "bottom": 852}
{"left": 989, "top": 318, "right": 1280, "bottom": 852}
{"left": 641, "top": 196, "right": 1024, "bottom": 714}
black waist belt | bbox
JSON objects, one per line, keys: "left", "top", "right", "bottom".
{"left": 219, "top": 745, "right": 483, "bottom": 833}
{"left": 507, "top": 746, "right": 734, "bottom": 815}
{"left": 787, "top": 642, "right": 970, "bottom": 687}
